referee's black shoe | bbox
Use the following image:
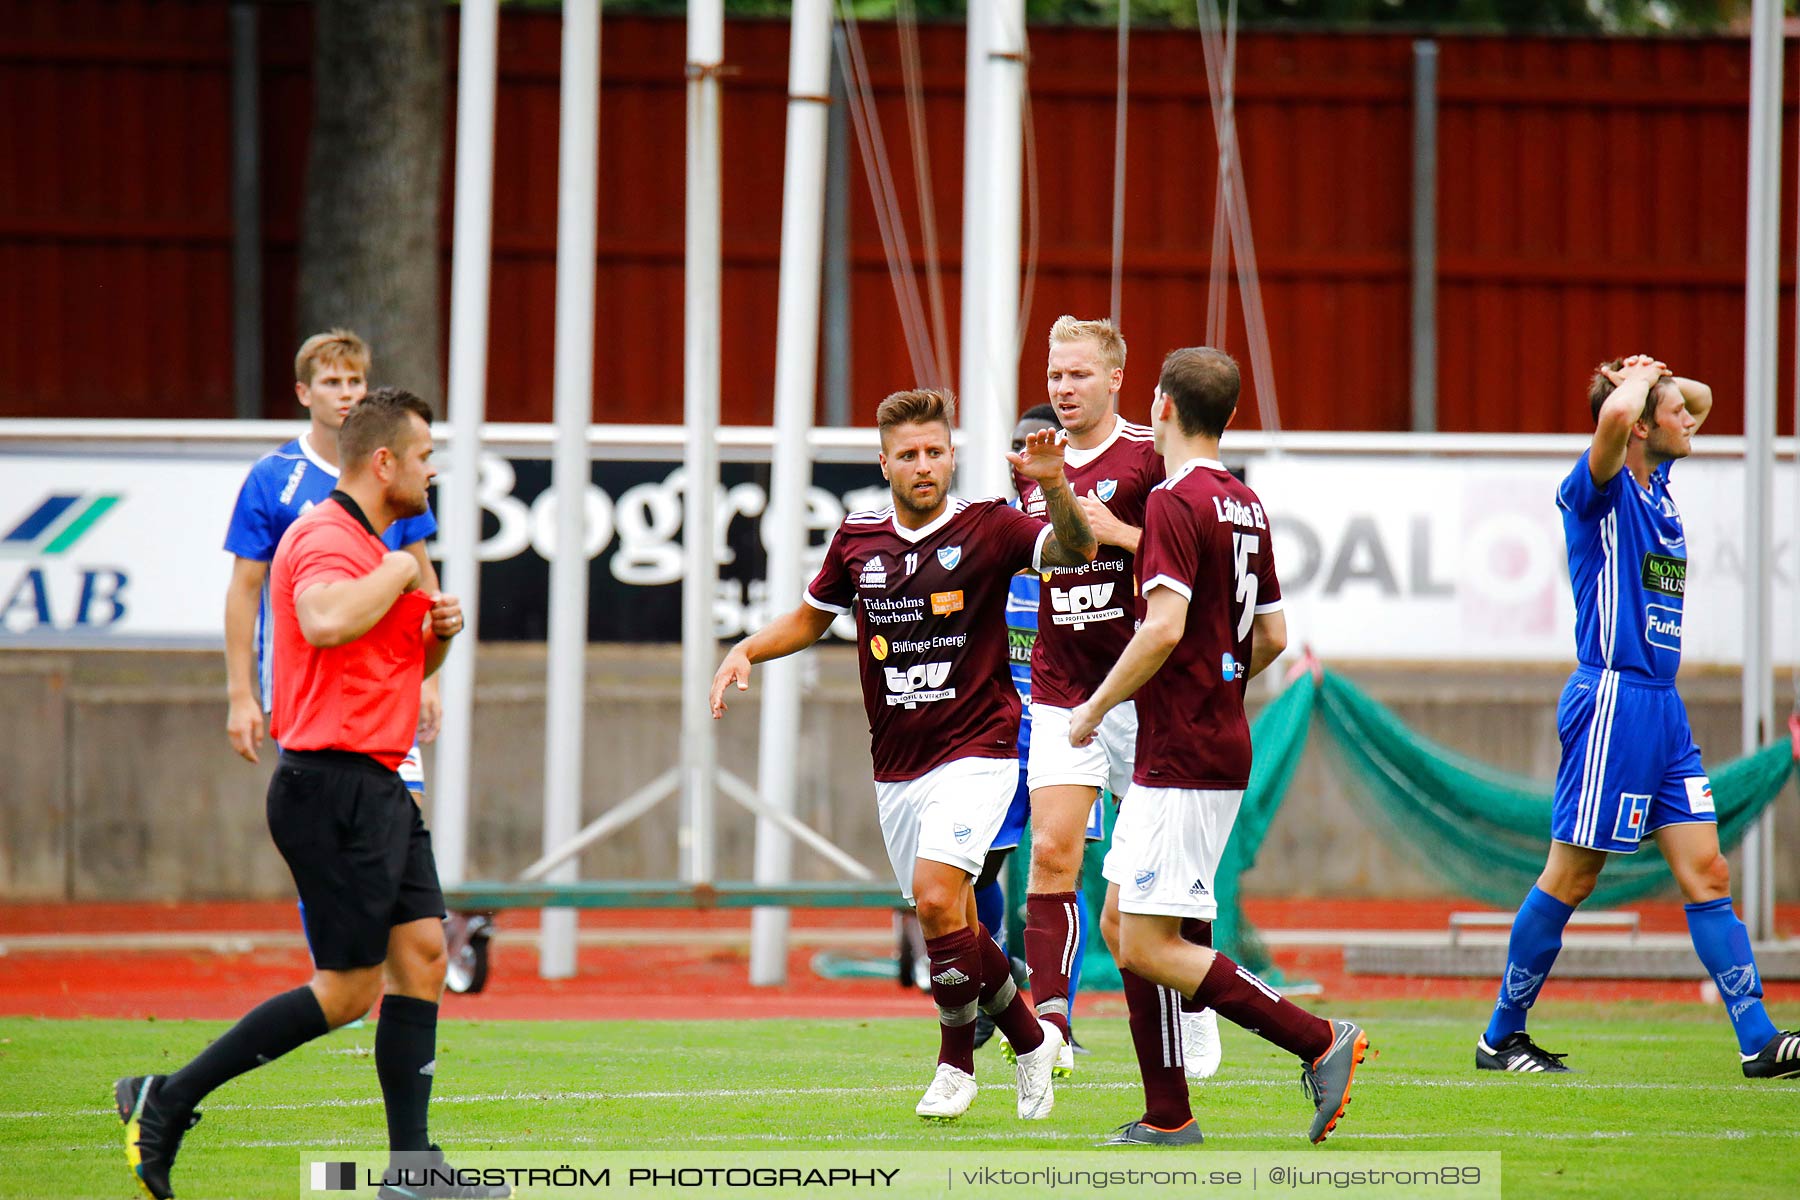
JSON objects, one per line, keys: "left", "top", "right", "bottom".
{"left": 1475, "top": 1031, "right": 1572, "bottom": 1074}
{"left": 378, "top": 1145, "right": 513, "bottom": 1199}
{"left": 114, "top": 1075, "right": 200, "bottom": 1200}
{"left": 1742, "top": 1029, "right": 1800, "bottom": 1079}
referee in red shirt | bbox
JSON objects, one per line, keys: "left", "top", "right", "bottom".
{"left": 115, "top": 389, "right": 507, "bottom": 1200}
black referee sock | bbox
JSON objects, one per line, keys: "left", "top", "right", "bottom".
{"left": 376, "top": 994, "right": 438, "bottom": 1153}
{"left": 161, "top": 986, "right": 329, "bottom": 1112}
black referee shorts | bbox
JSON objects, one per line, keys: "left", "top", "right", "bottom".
{"left": 268, "top": 749, "right": 447, "bottom": 971}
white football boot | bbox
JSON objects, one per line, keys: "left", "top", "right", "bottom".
{"left": 1013, "top": 1019, "right": 1063, "bottom": 1119}
{"left": 1182, "top": 1007, "right": 1223, "bottom": 1080}
{"left": 915, "top": 1063, "right": 977, "bottom": 1120}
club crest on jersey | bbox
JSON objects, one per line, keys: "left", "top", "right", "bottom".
{"left": 936, "top": 545, "right": 962, "bottom": 571}
{"left": 953, "top": 824, "right": 973, "bottom": 844}
{"left": 1134, "top": 870, "right": 1156, "bottom": 892}
{"left": 1094, "top": 479, "right": 1118, "bottom": 502}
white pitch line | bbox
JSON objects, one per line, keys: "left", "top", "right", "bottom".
{"left": 9, "top": 1070, "right": 1788, "bottom": 1125}
{"left": 48, "top": 1126, "right": 1796, "bottom": 1155}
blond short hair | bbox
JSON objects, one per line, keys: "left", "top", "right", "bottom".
{"left": 1048, "top": 315, "right": 1126, "bottom": 373}
{"left": 294, "top": 329, "right": 370, "bottom": 386}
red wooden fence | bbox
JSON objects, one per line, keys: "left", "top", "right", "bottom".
{"left": 0, "top": 5, "right": 1793, "bottom": 435}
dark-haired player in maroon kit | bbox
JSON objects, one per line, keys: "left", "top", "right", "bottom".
{"left": 1071, "top": 347, "right": 1370, "bottom": 1147}
{"left": 711, "top": 388, "right": 1098, "bottom": 1123}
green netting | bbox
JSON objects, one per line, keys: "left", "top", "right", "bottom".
{"left": 1212, "top": 670, "right": 1317, "bottom": 972}
{"left": 1000, "top": 667, "right": 1794, "bottom": 991}
{"left": 1314, "top": 671, "right": 1797, "bottom": 909}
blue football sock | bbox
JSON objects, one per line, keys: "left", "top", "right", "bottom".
{"left": 1485, "top": 886, "right": 1574, "bottom": 1045}
{"left": 1685, "top": 897, "right": 1779, "bottom": 1055}
{"left": 975, "top": 879, "right": 1007, "bottom": 956}
{"left": 1066, "top": 888, "right": 1089, "bottom": 1030}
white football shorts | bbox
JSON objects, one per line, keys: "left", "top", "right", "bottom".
{"left": 1026, "top": 700, "right": 1137, "bottom": 798}
{"left": 1102, "top": 784, "right": 1244, "bottom": 919}
{"left": 875, "top": 756, "right": 1018, "bottom": 902}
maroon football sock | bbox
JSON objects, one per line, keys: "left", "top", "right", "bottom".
{"left": 924, "top": 928, "right": 983, "bottom": 1074}
{"left": 1178, "top": 918, "right": 1213, "bottom": 1013}
{"left": 1192, "top": 951, "right": 1333, "bottom": 1061}
{"left": 1121, "top": 966, "right": 1194, "bottom": 1129}
{"left": 1022, "top": 891, "right": 1081, "bottom": 1040}
{"left": 975, "top": 922, "right": 1045, "bottom": 1056}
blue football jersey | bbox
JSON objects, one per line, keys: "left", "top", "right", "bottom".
{"left": 1006, "top": 572, "right": 1039, "bottom": 751}
{"left": 224, "top": 434, "right": 437, "bottom": 707}
{"left": 1555, "top": 449, "right": 1685, "bottom": 682}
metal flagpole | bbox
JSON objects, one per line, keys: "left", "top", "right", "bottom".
{"left": 539, "top": 0, "right": 602, "bottom": 980}
{"left": 435, "top": 0, "right": 500, "bottom": 887}
{"left": 1740, "top": 0, "right": 1781, "bottom": 942}
{"left": 958, "top": 0, "right": 990, "bottom": 481}
{"left": 749, "top": 0, "right": 832, "bottom": 987}
{"left": 681, "top": 0, "right": 725, "bottom": 885}
{"left": 959, "top": 0, "right": 1024, "bottom": 503}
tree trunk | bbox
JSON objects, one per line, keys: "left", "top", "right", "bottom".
{"left": 297, "top": 0, "right": 446, "bottom": 411}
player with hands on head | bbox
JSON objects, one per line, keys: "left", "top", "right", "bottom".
{"left": 713, "top": 388, "right": 1095, "bottom": 1123}
{"left": 1476, "top": 353, "right": 1799, "bottom": 1080}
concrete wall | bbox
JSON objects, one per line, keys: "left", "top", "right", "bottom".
{"left": 0, "top": 648, "right": 1792, "bottom": 902}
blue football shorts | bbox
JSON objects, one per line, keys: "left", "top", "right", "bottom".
{"left": 1551, "top": 666, "right": 1713, "bottom": 854}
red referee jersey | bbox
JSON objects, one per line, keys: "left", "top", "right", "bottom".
{"left": 268, "top": 495, "right": 433, "bottom": 770}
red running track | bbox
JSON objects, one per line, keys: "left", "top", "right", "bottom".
{"left": 2, "top": 899, "right": 1795, "bottom": 1021}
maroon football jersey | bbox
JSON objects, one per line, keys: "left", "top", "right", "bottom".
{"left": 1131, "top": 458, "right": 1283, "bottom": 791}
{"left": 807, "top": 497, "right": 1050, "bottom": 782}
{"left": 1018, "top": 420, "right": 1164, "bottom": 707}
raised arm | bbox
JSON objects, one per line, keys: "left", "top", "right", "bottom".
{"left": 1673, "top": 375, "right": 1713, "bottom": 435}
{"left": 294, "top": 552, "right": 420, "bottom": 648}
{"left": 1588, "top": 354, "right": 1668, "bottom": 486}
{"left": 709, "top": 603, "right": 837, "bottom": 717}
{"left": 1007, "top": 428, "right": 1097, "bottom": 568}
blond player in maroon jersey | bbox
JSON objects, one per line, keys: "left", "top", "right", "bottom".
{"left": 1014, "top": 317, "right": 1225, "bottom": 1101}
{"left": 710, "top": 389, "right": 1098, "bottom": 1123}
{"left": 1071, "top": 347, "right": 1369, "bottom": 1147}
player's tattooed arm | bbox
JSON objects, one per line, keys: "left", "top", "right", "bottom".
{"left": 1006, "top": 427, "right": 1097, "bottom": 567}
{"left": 1038, "top": 476, "right": 1099, "bottom": 567}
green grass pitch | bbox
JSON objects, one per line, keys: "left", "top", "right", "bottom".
{"left": 4, "top": 1002, "right": 1796, "bottom": 1199}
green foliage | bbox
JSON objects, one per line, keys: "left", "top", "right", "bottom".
{"left": 11, "top": 1009, "right": 1800, "bottom": 1198}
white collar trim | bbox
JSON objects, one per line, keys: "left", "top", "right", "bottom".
{"left": 891, "top": 497, "right": 962, "bottom": 543}
{"left": 1063, "top": 416, "right": 1124, "bottom": 469}
{"left": 1166, "top": 456, "right": 1226, "bottom": 485}
{"left": 299, "top": 432, "right": 340, "bottom": 478}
